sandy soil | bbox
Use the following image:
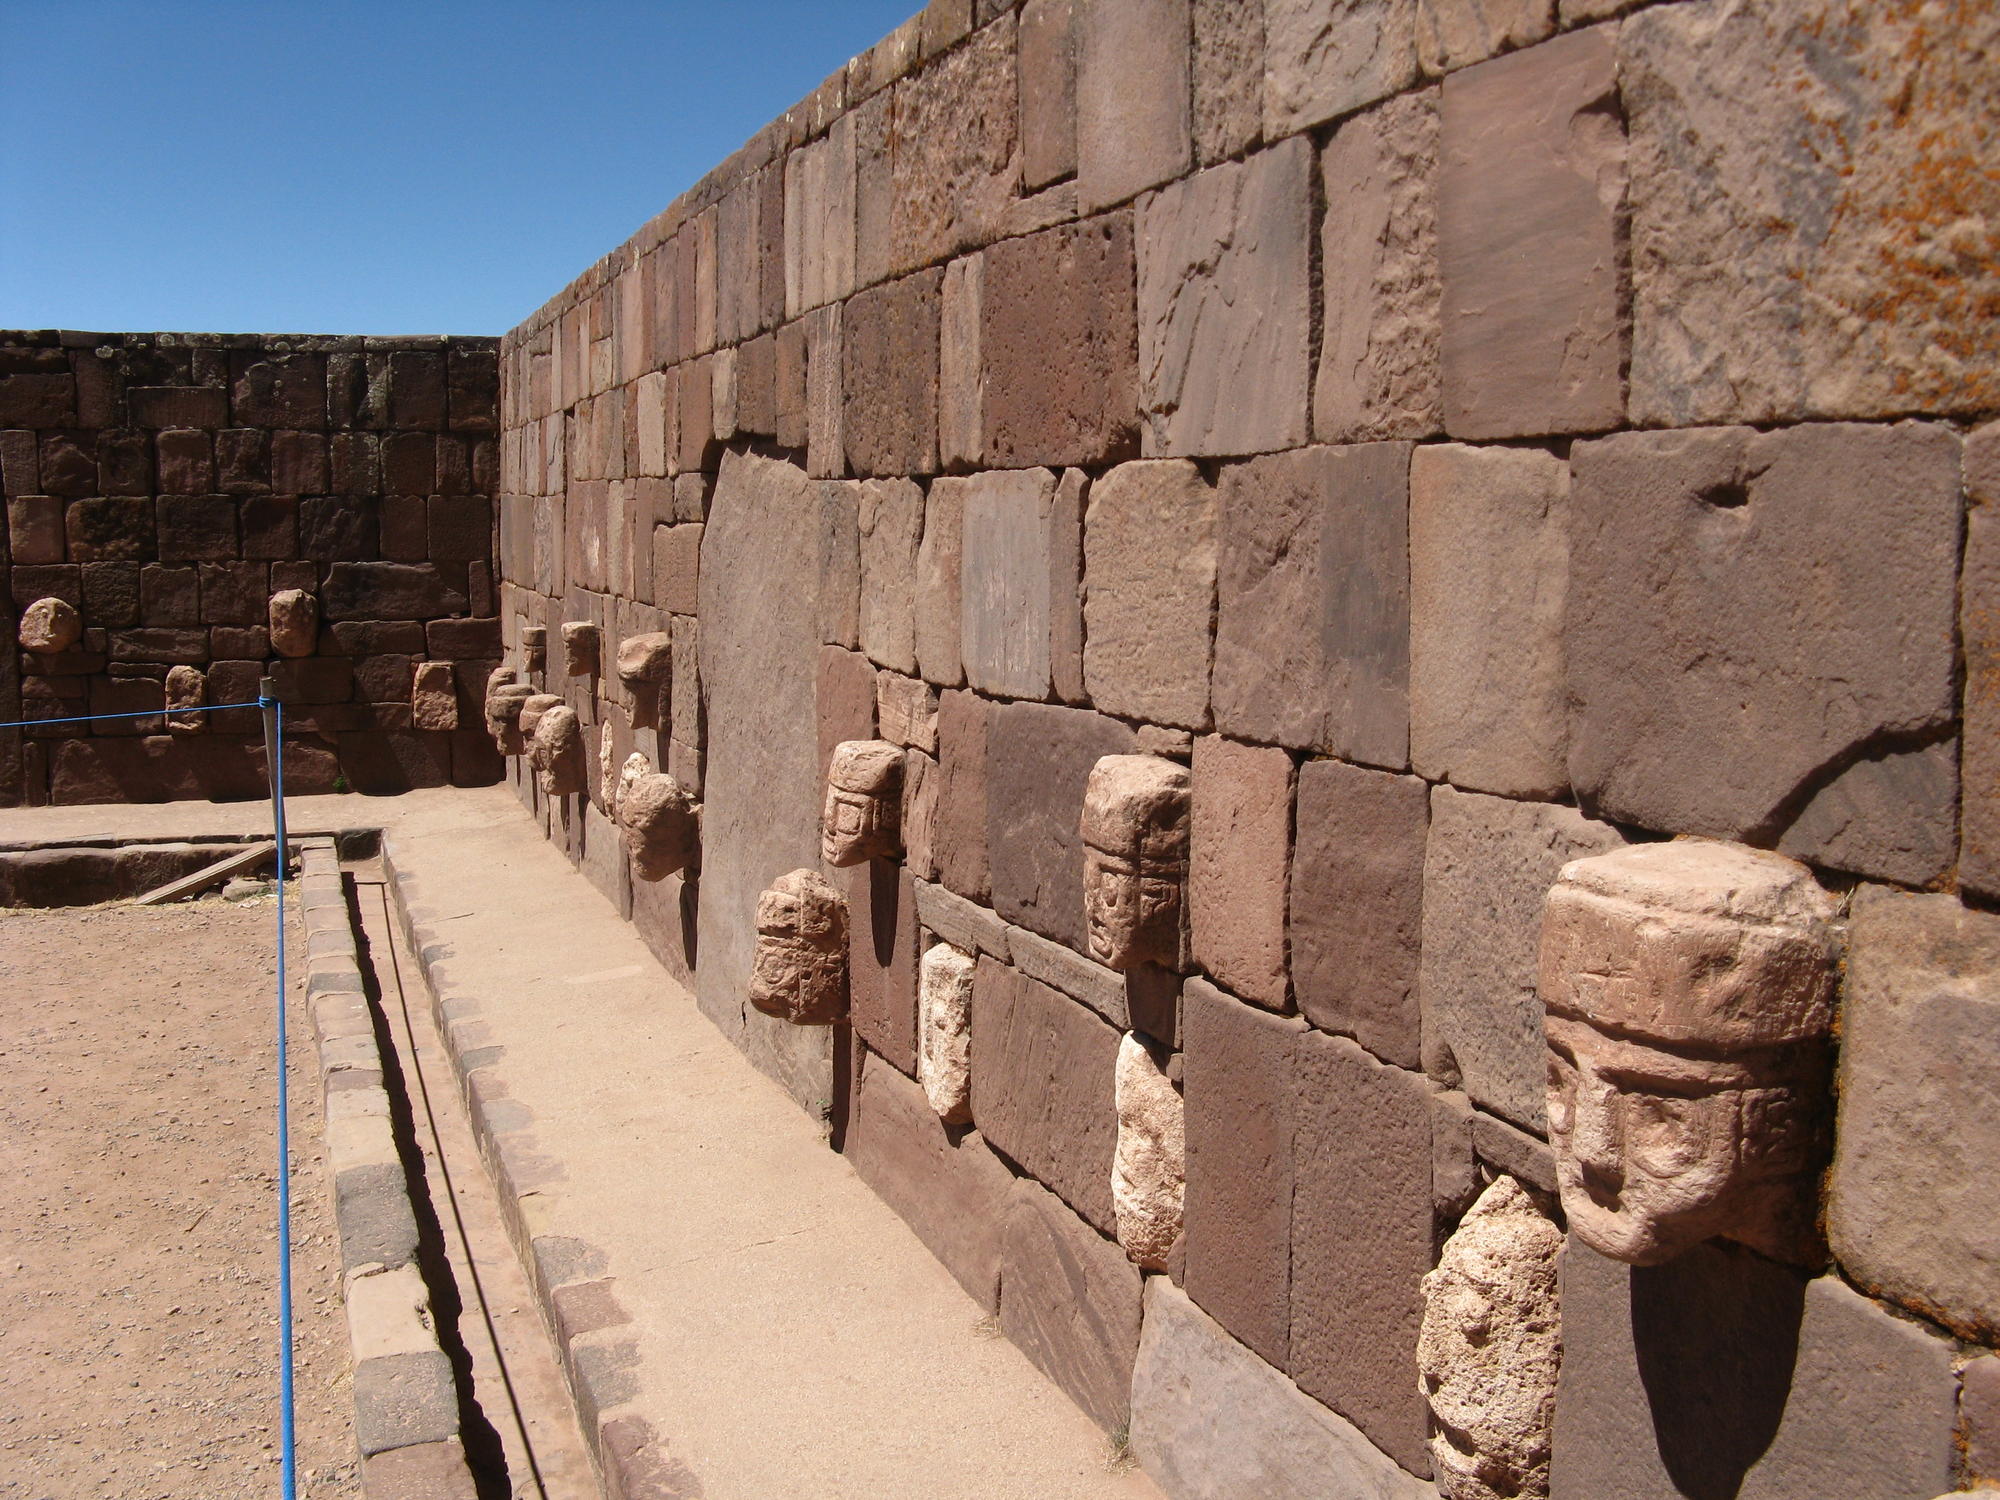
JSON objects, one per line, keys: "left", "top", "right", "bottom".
{"left": 0, "top": 897, "right": 362, "bottom": 1500}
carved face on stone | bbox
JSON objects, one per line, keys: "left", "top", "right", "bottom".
{"left": 820, "top": 740, "right": 903, "bottom": 867}
{"left": 1539, "top": 840, "right": 1837, "bottom": 1267}
{"left": 619, "top": 764, "right": 700, "bottom": 882}
{"left": 1081, "top": 756, "right": 1190, "bottom": 971}
{"left": 484, "top": 683, "right": 534, "bottom": 756}
{"left": 747, "top": 869, "right": 848, "bottom": 1025}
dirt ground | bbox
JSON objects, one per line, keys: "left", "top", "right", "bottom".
{"left": 0, "top": 896, "right": 362, "bottom": 1500}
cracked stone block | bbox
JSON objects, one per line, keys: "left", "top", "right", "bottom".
{"left": 1828, "top": 887, "right": 2000, "bottom": 1342}
{"left": 1566, "top": 422, "right": 1961, "bottom": 884}
{"left": 748, "top": 868, "right": 849, "bottom": 1026}
{"left": 1264, "top": 0, "right": 1419, "bottom": 138}
{"left": 1076, "top": 0, "right": 1190, "bottom": 213}
{"left": 1439, "top": 26, "right": 1624, "bottom": 439}
{"left": 1622, "top": 0, "right": 2000, "bottom": 426}
{"left": 1190, "top": 737, "right": 1292, "bottom": 1011}
{"left": 917, "top": 940, "right": 974, "bottom": 1123}
{"left": 1082, "top": 459, "right": 1215, "bottom": 729}
{"left": 1137, "top": 137, "right": 1311, "bottom": 458}
{"left": 961, "top": 466, "right": 1060, "bottom": 701}
{"left": 1113, "top": 1030, "right": 1184, "bottom": 1270}
{"left": 1316, "top": 88, "right": 1442, "bottom": 444}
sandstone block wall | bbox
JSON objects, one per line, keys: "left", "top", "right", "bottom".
{"left": 0, "top": 332, "right": 503, "bottom": 804}
{"left": 499, "top": 1, "right": 1998, "bottom": 1494}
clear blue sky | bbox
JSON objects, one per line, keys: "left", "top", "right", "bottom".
{"left": 0, "top": 1, "right": 920, "bottom": 337}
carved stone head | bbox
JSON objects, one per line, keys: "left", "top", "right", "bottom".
{"left": 562, "top": 621, "right": 600, "bottom": 677}
{"left": 1081, "top": 755, "right": 1190, "bottom": 971}
{"left": 484, "top": 680, "right": 534, "bottom": 756}
{"left": 520, "top": 624, "right": 547, "bottom": 675}
{"left": 1539, "top": 840, "right": 1838, "bottom": 1267}
{"left": 619, "top": 762, "right": 700, "bottom": 881}
{"left": 516, "top": 692, "right": 562, "bottom": 739}
{"left": 267, "top": 589, "right": 317, "bottom": 659}
{"left": 748, "top": 869, "right": 848, "bottom": 1025}
{"left": 821, "top": 740, "right": 904, "bottom": 867}
{"left": 528, "top": 703, "right": 587, "bottom": 796}
{"left": 18, "top": 595, "right": 82, "bottom": 655}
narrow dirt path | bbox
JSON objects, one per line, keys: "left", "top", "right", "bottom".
{"left": 0, "top": 897, "right": 360, "bottom": 1500}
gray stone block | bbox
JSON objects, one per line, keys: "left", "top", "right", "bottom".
{"left": 960, "top": 466, "right": 1059, "bottom": 700}
{"left": 352, "top": 1349, "right": 459, "bottom": 1457}
{"left": 1076, "top": 0, "right": 1191, "bottom": 213}
{"left": 334, "top": 1161, "right": 420, "bottom": 1273}
{"left": 1083, "top": 458, "right": 1216, "bottom": 730}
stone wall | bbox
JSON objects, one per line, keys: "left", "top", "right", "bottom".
{"left": 496, "top": 1, "right": 1999, "bottom": 1496}
{"left": 0, "top": 332, "right": 503, "bottom": 804}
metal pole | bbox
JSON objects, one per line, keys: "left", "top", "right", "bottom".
{"left": 260, "top": 676, "right": 297, "bottom": 1500}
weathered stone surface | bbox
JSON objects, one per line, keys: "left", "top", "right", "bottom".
{"left": 1264, "top": 0, "right": 1419, "bottom": 137}
{"left": 321, "top": 562, "right": 465, "bottom": 621}
{"left": 934, "top": 688, "right": 994, "bottom": 904}
{"left": 1190, "top": 737, "right": 1292, "bottom": 1010}
{"left": 846, "top": 860, "right": 919, "bottom": 1074}
{"left": 161, "top": 664, "right": 206, "bottom": 734}
{"left": 484, "top": 681, "right": 532, "bottom": 756}
{"left": 821, "top": 738, "right": 903, "bottom": 867}
{"left": 619, "top": 768, "right": 699, "bottom": 881}
{"left": 784, "top": 115, "right": 856, "bottom": 318}
{"left": 1083, "top": 459, "right": 1215, "bottom": 728}
{"left": 1291, "top": 759, "right": 1427, "bottom": 1068}
{"left": 1082, "top": 754, "right": 1190, "bottom": 972}
{"left": 988, "top": 702, "right": 1136, "bottom": 951}
{"left": 18, "top": 596, "right": 82, "bottom": 654}
{"left": 1419, "top": 1176, "right": 1562, "bottom": 1500}
{"left": 1416, "top": 0, "right": 1552, "bottom": 75}
{"left": 1551, "top": 1242, "right": 1959, "bottom": 1500}
{"left": 1133, "top": 1278, "right": 1437, "bottom": 1500}
{"left": 875, "top": 672, "right": 938, "bottom": 753}
{"left": 981, "top": 214, "right": 1140, "bottom": 469}
{"left": 999, "top": 1175, "right": 1143, "bottom": 1433}
{"left": 410, "top": 659, "right": 457, "bottom": 732}
{"left": 1966, "top": 1353, "right": 2000, "bottom": 1485}
{"left": 1439, "top": 26, "right": 1624, "bottom": 439}
{"left": 1191, "top": 0, "right": 1262, "bottom": 165}
{"left": 1623, "top": 0, "right": 2000, "bottom": 426}
{"left": 888, "top": 16, "right": 1020, "bottom": 273}
{"left": 1317, "top": 88, "right": 1442, "bottom": 444}
{"left": 516, "top": 692, "right": 561, "bottom": 740}
{"left": 1112, "top": 1030, "right": 1183, "bottom": 1270}
{"left": 1048, "top": 468, "right": 1088, "bottom": 706}
{"left": 1019, "top": 0, "right": 1077, "bottom": 191}
{"left": 843, "top": 273, "right": 941, "bottom": 478}
{"left": 1076, "top": 0, "right": 1190, "bottom": 213}
{"left": 1567, "top": 423, "right": 1961, "bottom": 884}
{"left": 1420, "top": 786, "right": 1622, "bottom": 1132}
{"left": 1409, "top": 442, "right": 1567, "bottom": 797}
{"left": 913, "top": 476, "right": 964, "bottom": 685}
{"left": 1957, "top": 507, "right": 2000, "bottom": 899}
{"left": 916, "top": 940, "right": 974, "bottom": 1123}
{"left": 1828, "top": 887, "right": 2000, "bottom": 1341}
{"left": 1138, "top": 138, "right": 1311, "bottom": 458}
{"left": 747, "top": 868, "right": 849, "bottom": 1026}
{"left": 1182, "top": 977, "right": 1302, "bottom": 1368}
{"left": 937, "top": 259, "right": 983, "bottom": 474}
{"left": 1290, "top": 1028, "right": 1433, "bottom": 1475}
{"left": 856, "top": 477, "right": 923, "bottom": 674}
{"left": 529, "top": 704, "right": 586, "bottom": 797}
{"left": 902, "top": 747, "right": 940, "bottom": 882}
{"left": 844, "top": 1048, "right": 1012, "bottom": 1310}
{"left": 614, "top": 630, "right": 672, "bottom": 686}
{"left": 961, "top": 466, "right": 1058, "bottom": 701}
{"left": 560, "top": 620, "right": 599, "bottom": 677}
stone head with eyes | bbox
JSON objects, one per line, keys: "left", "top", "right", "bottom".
{"left": 1538, "top": 840, "right": 1839, "bottom": 1268}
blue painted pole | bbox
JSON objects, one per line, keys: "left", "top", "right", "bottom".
{"left": 259, "top": 677, "right": 297, "bottom": 1500}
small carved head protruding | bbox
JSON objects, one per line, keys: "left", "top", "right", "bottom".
{"left": 484, "top": 675, "right": 534, "bottom": 756}
{"left": 748, "top": 869, "right": 848, "bottom": 1025}
{"left": 521, "top": 624, "right": 547, "bottom": 675}
{"left": 528, "top": 703, "right": 587, "bottom": 796}
{"left": 561, "top": 621, "right": 600, "bottom": 677}
{"left": 821, "top": 740, "right": 904, "bottom": 867}
{"left": 618, "top": 757, "right": 700, "bottom": 882}
{"left": 1539, "top": 839, "right": 1838, "bottom": 1267}
{"left": 267, "top": 590, "right": 318, "bottom": 659}
{"left": 1081, "top": 755, "right": 1190, "bottom": 971}
{"left": 17, "top": 596, "right": 82, "bottom": 655}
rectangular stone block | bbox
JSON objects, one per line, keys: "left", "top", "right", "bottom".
{"left": 1263, "top": 0, "right": 1419, "bottom": 136}
{"left": 970, "top": 957, "right": 1120, "bottom": 1232}
{"left": 784, "top": 115, "right": 857, "bottom": 318}
{"left": 1289, "top": 1029, "right": 1432, "bottom": 1476}
{"left": 876, "top": 672, "right": 938, "bottom": 753}
{"left": 888, "top": 16, "right": 1020, "bottom": 274}
{"left": 934, "top": 688, "right": 992, "bottom": 904}
{"left": 1076, "top": 0, "right": 1190, "bottom": 213}
{"left": 1138, "top": 137, "right": 1310, "bottom": 459}
{"left": 817, "top": 480, "right": 860, "bottom": 649}
{"left": 1566, "top": 422, "right": 1961, "bottom": 885}
{"left": 1190, "top": 737, "right": 1293, "bottom": 1011}
{"left": 960, "top": 466, "right": 1058, "bottom": 700}
{"left": 847, "top": 861, "right": 920, "bottom": 1078}
{"left": 842, "top": 270, "right": 941, "bottom": 478}
{"left": 999, "top": 1176, "right": 1143, "bottom": 1433}
{"left": 987, "top": 700, "right": 1136, "bottom": 951}
{"left": 1192, "top": 0, "right": 1263, "bottom": 166}
{"left": 914, "top": 477, "right": 964, "bottom": 687}
{"left": 804, "top": 304, "right": 844, "bottom": 480}
{"left": 67, "top": 497, "right": 155, "bottom": 563}
{"left": 1019, "top": 0, "right": 1077, "bottom": 191}
{"left": 1408, "top": 442, "right": 1566, "bottom": 798}
{"left": 653, "top": 522, "right": 702, "bottom": 616}
{"left": 1182, "top": 977, "right": 1302, "bottom": 1369}
{"left": 856, "top": 478, "right": 923, "bottom": 675}
{"left": 1419, "top": 785, "right": 1621, "bottom": 1132}
{"left": 937, "top": 257, "right": 984, "bottom": 472}
{"left": 1082, "top": 459, "right": 1215, "bottom": 729}
{"left": 816, "top": 644, "right": 877, "bottom": 788}
{"left": 1439, "top": 26, "right": 1624, "bottom": 438}
{"left": 1965, "top": 507, "right": 2000, "bottom": 900}
{"left": 7, "top": 496, "right": 64, "bottom": 565}
{"left": 1290, "top": 760, "right": 1426, "bottom": 1069}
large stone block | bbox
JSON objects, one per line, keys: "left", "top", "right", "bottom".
{"left": 1622, "top": 0, "right": 2000, "bottom": 426}
{"left": 1962, "top": 505, "right": 2000, "bottom": 900}
{"left": 969, "top": 957, "right": 1120, "bottom": 1233}
{"left": 1828, "top": 887, "right": 2000, "bottom": 1342}
{"left": 1551, "top": 1241, "right": 1959, "bottom": 1500}
{"left": 931, "top": 687, "right": 992, "bottom": 904}
{"left": 1566, "top": 423, "right": 1961, "bottom": 884}
{"left": 1137, "top": 138, "right": 1311, "bottom": 458}
{"left": 1133, "top": 1279, "right": 1438, "bottom": 1500}
{"left": 842, "top": 271, "right": 941, "bottom": 478}
{"left": 1191, "top": 0, "right": 1263, "bottom": 166}
{"left": 914, "top": 476, "right": 964, "bottom": 686}
{"left": 998, "top": 1176, "right": 1143, "bottom": 1433}
{"left": 784, "top": 115, "right": 857, "bottom": 319}
{"left": 1182, "top": 977, "right": 1303, "bottom": 1368}
{"left": 987, "top": 701, "right": 1135, "bottom": 951}
{"left": 1409, "top": 442, "right": 1567, "bottom": 798}
{"left": 888, "top": 15, "right": 1020, "bottom": 273}
{"left": 937, "top": 257, "right": 984, "bottom": 471}
{"left": 981, "top": 213, "right": 1139, "bottom": 469}
{"left": 321, "top": 563, "right": 467, "bottom": 621}
{"left": 1082, "top": 459, "right": 1215, "bottom": 729}
{"left": 845, "top": 860, "right": 920, "bottom": 1077}
{"left": 1263, "top": 0, "right": 1419, "bottom": 138}
{"left": 1316, "top": 88, "right": 1442, "bottom": 444}
{"left": 960, "top": 466, "right": 1058, "bottom": 700}
{"left": 1416, "top": 0, "right": 1552, "bottom": 74}
{"left": 1019, "top": 0, "right": 1077, "bottom": 192}
{"left": 1419, "top": 785, "right": 1622, "bottom": 1132}
{"left": 855, "top": 477, "right": 923, "bottom": 675}
{"left": 1190, "top": 737, "right": 1292, "bottom": 1010}
{"left": 844, "top": 1048, "right": 1012, "bottom": 1310}
{"left": 1290, "top": 759, "right": 1427, "bottom": 1069}
{"left": 1439, "top": 26, "right": 1624, "bottom": 439}
{"left": 1075, "top": 0, "right": 1190, "bottom": 213}
{"left": 816, "top": 646, "right": 878, "bottom": 788}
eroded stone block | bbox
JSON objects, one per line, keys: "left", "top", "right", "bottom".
{"left": 18, "top": 596, "right": 81, "bottom": 654}
{"left": 917, "top": 940, "right": 975, "bottom": 1123}
{"left": 165, "top": 664, "right": 206, "bottom": 735}
{"left": 821, "top": 738, "right": 904, "bottom": 867}
{"left": 1264, "top": 0, "right": 1419, "bottom": 138}
{"left": 747, "top": 868, "right": 849, "bottom": 1026}
{"left": 268, "top": 588, "right": 317, "bottom": 660}
{"left": 1082, "top": 459, "right": 1215, "bottom": 729}
{"left": 1113, "top": 1030, "right": 1184, "bottom": 1270}
{"left": 561, "top": 620, "right": 599, "bottom": 677}
{"left": 1075, "top": 0, "right": 1191, "bottom": 213}
{"left": 411, "top": 660, "right": 457, "bottom": 732}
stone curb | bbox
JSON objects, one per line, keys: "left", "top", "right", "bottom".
{"left": 379, "top": 833, "right": 666, "bottom": 1500}
{"left": 295, "top": 841, "right": 477, "bottom": 1499}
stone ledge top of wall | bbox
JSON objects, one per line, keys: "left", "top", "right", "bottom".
{"left": 2, "top": 329, "right": 499, "bottom": 352}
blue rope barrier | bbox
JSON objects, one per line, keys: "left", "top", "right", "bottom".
{"left": 0, "top": 701, "right": 267, "bottom": 730}
{"left": 260, "top": 686, "right": 298, "bottom": 1500}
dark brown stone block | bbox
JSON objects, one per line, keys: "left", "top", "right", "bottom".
{"left": 196, "top": 562, "right": 267, "bottom": 625}
{"left": 426, "top": 617, "right": 500, "bottom": 658}
{"left": 0, "top": 372, "right": 77, "bottom": 427}
{"left": 270, "top": 430, "right": 327, "bottom": 494}
{"left": 13, "top": 563, "right": 81, "bottom": 606}
{"left": 209, "top": 626, "right": 268, "bottom": 660}
{"left": 66, "top": 499, "right": 156, "bottom": 563}
{"left": 299, "top": 497, "right": 381, "bottom": 563}
{"left": 427, "top": 495, "right": 491, "bottom": 562}
{"left": 231, "top": 351, "right": 326, "bottom": 429}
{"left": 934, "top": 688, "right": 992, "bottom": 905}
{"left": 140, "top": 565, "right": 198, "bottom": 626}
{"left": 1182, "top": 976, "right": 1301, "bottom": 1369}
{"left": 970, "top": 956, "right": 1120, "bottom": 1233}
{"left": 445, "top": 347, "right": 498, "bottom": 434}
{"left": 999, "top": 1176, "right": 1143, "bottom": 1434}
{"left": 330, "top": 432, "right": 381, "bottom": 496}
{"left": 96, "top": 429, "right": 151, "bottom": 495}
{"left": 1189, "top": 736, "right": 1293, "bottom": 1010}
{"left": 155, "top": 428, "right": 213, "bottom": 495}
{"left": 215, "top": 429, "right": 270, "bottom": 495}
{"left": 128, "top": 385, "right": 226, "bottom": 429}
{"left": 336, "top": 731, "right": 452, "bottom": 793}
{"left": 846, "top": 860, "right": 919, "bottom": 1076}
{"left": 1291, "top": 759, "right": 1428, "bottom": 1069}
{"left": 330, "top": 620, "right": 426, "bottom": 655}
{"left": 321, "top": 562, "right": 466, "bottom": 621}
{"left": 6, "top": 495, "right": 63, "bottom": 564}
{"left": 37, "top": 432, "right": 96, "bottom": 498}
{"left": 388, "top": 350, "right": 447, "bottom": 429}
{"left": 1, "top": 428, "right": 40, "bottom": 497}
{"left": 380, "top": 495, "right": 427, "bottom": 561}
{"left": 353, "top": 653, "right": 416, "bottom": 704}
{"left": 49, "top": 733, "right": 338, "bottom": 804}
{"left": 80, "top": 562, "right": 140, "bottom": 628}
{"left": 382, "top": 431, "right": 438, "bottom": 496}
{"left": 842, "top": 269, "right": 942, "bottom": 477}
{"left": 238, "top": 495, "right": 298, "bottom": 561}
{"left": 106, "top": 627, "right": 207, "bottom": 665}
{"left": 270, "top": 656, "right": 353, "bottom": 705}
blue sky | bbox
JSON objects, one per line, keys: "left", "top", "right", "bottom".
{"left": 0, "top": 1, "right": 919, "bottom": 337}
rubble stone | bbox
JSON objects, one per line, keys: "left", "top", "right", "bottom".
{"left": 916, "top": 941, "right": 975, "bottom": 1123}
